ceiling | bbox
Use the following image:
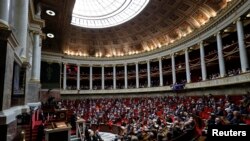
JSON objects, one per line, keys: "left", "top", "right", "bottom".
{"left": 39, "top": 0, "right": 230, "bottom": 58}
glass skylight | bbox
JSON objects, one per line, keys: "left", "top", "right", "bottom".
{"left": 71, "top": 0, "right": 149, "bottom": 28}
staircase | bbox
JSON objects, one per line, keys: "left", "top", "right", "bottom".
{"left": 21, "top": 124, "right": 39, "bottom": 141}
{"left": 70, "top": 135, "right": 81, "bottom": 141}
{"left": 22, "top": 125, "right": 31, "bottom": 141}
{"left": 31, "top": 125, "right": 39, "bottom": 141}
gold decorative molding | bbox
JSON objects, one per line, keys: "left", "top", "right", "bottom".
{"left": 22, "top": 60, "right": 31, "bottom": 69}
{"left": 29, "top": 28, "right": 46, "bottom": 39}
{"left": 29, "top": 28, "right": 40, "bottom": 34}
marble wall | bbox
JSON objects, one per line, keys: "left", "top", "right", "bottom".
{"left": 0, "top": 38, "right": 15, "bottom": 110}
{"left": 0, "top": 121, "right": 17, "bottom": 141}
{"left": 26, "top": 82, "right": 41, "bottom": 103}
{"left": 6, "top": 120, "right": 17, "bottom": 141}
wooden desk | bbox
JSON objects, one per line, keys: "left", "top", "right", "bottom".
{"left": 44, "top": 122, "right": 71, "bottom": 141}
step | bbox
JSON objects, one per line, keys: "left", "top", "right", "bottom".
{"left": 70, "top": 135, "right": 81, "bottom": 141}
{"left": 71, "top": 135, "right": 77, "bottom": 138}
{"left": 71, "top": 138, "right": 81, "bottom": 141}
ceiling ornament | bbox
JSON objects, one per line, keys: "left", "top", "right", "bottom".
{"left": 71, "top": 0, "right": 150, "bottom": 28}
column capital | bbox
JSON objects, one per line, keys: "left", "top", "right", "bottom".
{"left": 236, "top": 17, "right": 242, "bottom": 22}
{"left": 63, "top": 62, "right": 67, "bottom": 65}
{"left": 31, "top": 30, "right": 45, "bottom": 39}
{"left": 214, "top": 33, "right": 216, "bottom": 37}
{"left": 22, "top": 61, "right": 32, "bottom": 69}
{"left": 214, "top": 31, "right": 221, "bottom": 36}
{"left": 232, "top": 17, "right": 241, "bottom": 25}
{"left": 29, "top": 28, "right": 41, "bottom": 34}
{"left": 0, "top": 20, "right": 10, "bottom": 30}
{"left": 199, "top": 41, "right": 204, "bottom": 45}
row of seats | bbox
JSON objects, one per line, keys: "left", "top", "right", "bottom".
{"left": 56, "top": 93, "right": 250, "bottom": 141}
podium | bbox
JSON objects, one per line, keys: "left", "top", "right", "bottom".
{"left": 44, "top": 122, "right": 72, "bottom": 141}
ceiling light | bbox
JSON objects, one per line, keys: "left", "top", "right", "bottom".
{"left": 47, "top": 33, "right": 54, "bottom": 38}
{"left": 46, "top": 10, "right": 56, "bottom": 16}
{"left": 247, "top": 13, "right": 250, "bottom": 18}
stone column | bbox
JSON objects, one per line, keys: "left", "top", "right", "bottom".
{"left": 26, "top": 31, "right": 42, "bottom": 103}
{"left": 171, "top": 54, "right": 176, "bottom": 84}
{"left": 200, "top": 41, "right": 207, "bottom": 81}
{"left": 135, "top": 62, "right": 139, "bottom": 88}
{"left": 216, "top": 32, "right": 226, "bottom": 77}
{"left": 0, "top": 25, "right": 13, "bottom": 110}
{"left": 14, "top": 0, "right": 29, "bottom": 59}
{"left": 0, "top": 0, "right": 10, "bottom": 25}
{"left": 237, "top": 18, "right": 249, "bottom": 72}
{"left": 159, "top": 58, "right": 163, "bottom": 86}
{"left": 124, "top": 64, "right": 128, "bottom": 89}
{"left": 31, "top": 32, "right": 41, "bottom": 81}
{"left": 63, "top": 63, "right": 67, "bottom": 90}
{"left": 113, "top": 65, "right": 116, "bottom": 89}
{"left": 89, "top": 65, "right": 93, "bottom": 90}
{"left": 185, "top": 48, "right": 191, "bottom": 83}
{"left": 101, "top": 65, "right": 105, "bottom": 90}
{"left": 147, "top": 60, "right": 151, "bottom": 87}
{"left": 77, "top": 65, "right": 80, "bottom": 90}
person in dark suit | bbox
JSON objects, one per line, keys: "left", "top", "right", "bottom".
{"left": 230, "top": 111, "right": 242, "bottom": 125}
{"left": 93, "top": 130, "right": 103, "bottom": 141}
{"left": 207, "top": 114, "right": 215, "bottom": 125}
{"left": 70, "top": 112, "right": 77, "bottom": 129}
{"left": 85, "top": 126, "right": 91, "bottom": 141}
{"left": 39, "top": 110, "right": 46, "bottom": 123}
{"left": 36, "top": 123, "right": 45, "bottom": 141}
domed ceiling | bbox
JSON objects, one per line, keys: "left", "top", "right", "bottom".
{"left": 39, "top": 0, "right": 231, "bottom": 58}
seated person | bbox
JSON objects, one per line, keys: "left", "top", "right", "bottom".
{"left": 93, "top": 130, "right": 103, "bottom": 141}
{"left": 214, "top": 117, "right": 223, "bottom": 125}
{"left": 230, "top": 111, "right": 243, "bottom": 125}
{"left": 206, "top": 113, "right": 215, "bottom": 125}
{"left": 171, "top": 121, "right": 183, "bottom": 138}
{"left": 165, "top": 114, "right": 173, "bottom": 124}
